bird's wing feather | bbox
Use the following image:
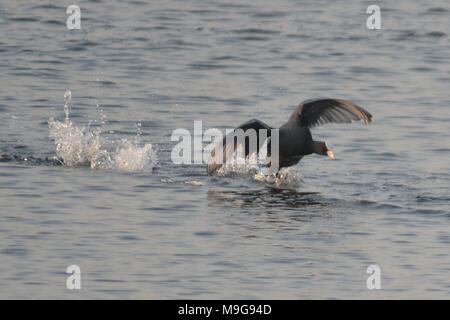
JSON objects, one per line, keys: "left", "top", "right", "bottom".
{"left": 296, "top": 98, "right": 372, "bottom": 128}
{"left": 207, "top": 119, "right": 272, "bottom": 174}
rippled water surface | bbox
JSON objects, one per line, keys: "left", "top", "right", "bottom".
{"left": 0, "top": 0, "right": 449, "bottom": 299}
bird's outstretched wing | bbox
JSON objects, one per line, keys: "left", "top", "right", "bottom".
{"left": 207, "top": 119, "right": 272, "bottom": 174}
{"left": 293, "top": 98, "right": 372, "bottom": 128}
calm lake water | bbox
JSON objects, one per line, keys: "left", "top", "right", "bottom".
{"left": 0, "top": 0, "right": 449, "bottom": 299}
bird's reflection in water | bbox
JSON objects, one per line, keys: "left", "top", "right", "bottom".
{"left": 207, "top": 187, "right": 335, "bottom": 231}
{"left": 207, "top": 187, "right": 325, "bottom": 211}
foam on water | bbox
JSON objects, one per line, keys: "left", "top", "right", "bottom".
{"left": 48, "top": 90, "right": 157, "bottom": 172}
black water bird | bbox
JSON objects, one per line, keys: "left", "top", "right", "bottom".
{"left": 207, "top": 98, "right": 372, "bottom": 174}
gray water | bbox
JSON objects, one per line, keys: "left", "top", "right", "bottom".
{"left": 0, "top": 0, "right": 449, "bottom": 299}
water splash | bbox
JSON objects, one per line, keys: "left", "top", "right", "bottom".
{"left": 63, "top": 89, "right": 71, "bottom": 121}
{"left": 48, "top": 90, "right": 157, "bottom": 172}
{"left": 216, "top": 145, "right": 304, "bottom": 188}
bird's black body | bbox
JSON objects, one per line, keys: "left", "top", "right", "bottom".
{"left": 278, "top": 122, "right": 313, "bottom": 168}
{"left": 207, "top": 98, "right": 372, "bottom": 174}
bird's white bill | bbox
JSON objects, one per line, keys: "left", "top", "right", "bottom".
{"left": 327, "top": 150, "right": 335, "bottom": 160}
